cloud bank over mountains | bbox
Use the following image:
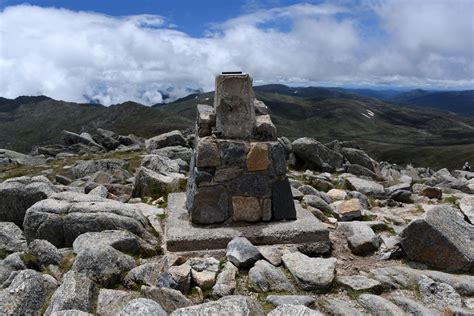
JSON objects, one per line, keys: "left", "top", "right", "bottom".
{"left": 0, "top": 1, "right": 472, "bottom": 105}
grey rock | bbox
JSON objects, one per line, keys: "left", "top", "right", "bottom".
{"left": 391, "top": 296, "right": 436, "bottom": 316}
{"left": 389, "top": 189, "right": 412, "bottom": 203}
{"left": 0, "top": 269, "right": 58, "bottom": 315}
{"left": 118, "top": 298, "right": 167, "bottom": 316}
{"left": 157, "top": 271, "right": 178, "bottom": 289}
{"left": 153, "top": 146, "right": 193, "bottom": 164}
{"left": 459, "top": 195, "right": 474, "bottom": 224}
{"left": 302, "top": 195, "right": 333, "bottom": 214}
{"left": 62, "top": 130, "right": 105, "bottom": 151}
{"left": 73, "top": 230, "right": 156, "bottom": 257}
{"left": 259, "top": 246, "right": 283, "bottom": 266}
{"left": 169, "top": 262, "right": 192, "bottom": 294}
{"left": 196, "top": 103, "right": 215, "bottom": 137}
{"left": 297, "top": 184, "right": 319, "bottom": 196}
{"left": 212, "top": 261, "right": 238, "bottom": 298}
{"left": 297, "top": 242, "right": 331, "bottom": 256}
{"left": 132, "top": 166, "right": 184, "bottom": 198}
{"left": 226, "top": 237, "right": 262, "bottom": 269}
{"left": 345, "top": 176, "right": 385, "bottom": 198}
{"left": 28, "top": 239, "right": 62, "bottom": 265}
{"left": 0, "top": 176, "right": 58, "bottom": 227}
{"left": 214, "top": 74, "right": 255, "bottom": 139}
{"left": 124, "top": 262, "right": 162, "bottom": 289}
{"left": 254, "top": 99, "right": 269, "bottom": 115}
{"left": 96, "top": 289, "right": 139, "bottom": 316}
{"left": 71, "top": 159, "right": 129, "bottom": 179}
{"left": 336, "top": 275, "right": 382, "bottom": 292}
{"left": 0, "top": 253, "right": 26, "bottom": 284}
{"left": 88, "top": 185, "right": 108, "bottom": 198}
{"left": 0, "top": 222, "right": 27, "bottom": 252}
{"left": 292, "top": 137, "right": 343, "bottom": 171}
{"left": 347, "top": 164, "right": 377, "bottom": 179}
{"left": 291, "top": 187, "right": 304, "bottom": 200}
{"left": 323, "top": 298, "right": 363, "bottom": 316}
{"left": 417, "top": 274, "right": 462, "bottom": 309}
{"left": 400, "top": 205, "right": 474, "bottom": 271}
{"left": 171, "top": 295, "right": 264, "bottom": 316}
{"left": 23, "top": 192, "right": 154, "bottom": 248}
{"left": 339, "top": 222, "right": 380, "bottom": 255}
{"left": 254, "top": 114, "right": 277, "bottom": 140}
{"left": 268, "top": 304, "right": 323, "bottom": 316}
{"left": 342, "top": 148, "right": 377, "bottom": 172}
{"left": 45, "top": 271, "right": 96, "bottom": 315}
{"left": 217, "top": 140, "right": 246, "bottom": 167}
{"left": 278, "top": 137, "right": 292, "bottom": 159}
{"left": 358, "top": 294, "right": 405, "bottom": 316}
{"left": 189, "top": 257, "right": 219, "bottom": 289}
{"left": 49, "top": 310, "right": 93, "bottom": 316}
{"left": 249, "top": 260, "right": 294, "bottom": 292}
{"left": 266, "top": 295, "right": 315, "bottom": 307}
{"left": 91, "top": 128, "right": 120, "bottom": 150}
{"left": 141, "top": 154, "right": 181, "bottom": 174}
{"left": 145, "top": 130, "right": 188, "bottom": 152}
{"left": 269, "top": 142, "right": 287, "bottom": 176}
{"left": 346, "top": 191, "right": 370, "bottom": 209}
{"left": 282, "top": 252, "right": 336, "bottom": 290}
{"left": 72, "top": 245, "right": 135, "bottom": 286}
{"left": 56, "top": 175, "right": 72, "bottom": 185}
{"left": 142, "top": 285, "right": 192, "bottom": 313}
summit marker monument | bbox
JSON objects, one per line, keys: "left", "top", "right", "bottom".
{"left": 186, "top": 73, "right": 296, "bottom": 224}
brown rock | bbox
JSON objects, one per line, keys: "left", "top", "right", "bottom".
{"left": 246, "top": 142, "right": 270, "bottom": 171}
{"left": 335, "top": 198, "right": 362, "bottom": 221}
{"left": 232, "top": 196, "right": 271, "bottom": 222}
{"left": 420, "top": 186, "right": 442, "bottom": 199}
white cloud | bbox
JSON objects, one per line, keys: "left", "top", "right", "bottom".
{"left": 0, "top": 1, "right": 472, "bottom": 106}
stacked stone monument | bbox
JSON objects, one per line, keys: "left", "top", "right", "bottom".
{"left": 186, "top": 73, "right": 296, "bottom": 224}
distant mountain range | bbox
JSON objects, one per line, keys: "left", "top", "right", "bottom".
{"left": 1, "top": 85, "right": 473, "bottom": 170}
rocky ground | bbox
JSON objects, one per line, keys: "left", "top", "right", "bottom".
{"left": 1, "top": 128, "right": 473, "bottom": 315}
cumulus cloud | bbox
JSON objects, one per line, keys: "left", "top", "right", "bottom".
{"left": 0, "top": 1, "right": 472, "bottom": 105}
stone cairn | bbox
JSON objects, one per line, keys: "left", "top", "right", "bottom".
{"left": 186, "top": 72, "right": 296, "bottom": 224}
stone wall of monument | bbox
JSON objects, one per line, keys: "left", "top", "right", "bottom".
{"left": 186, "top": 74, "right": 296, "bottom": 225}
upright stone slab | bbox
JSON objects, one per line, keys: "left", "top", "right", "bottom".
{"left": 186, "top": 72, "right": 295, "bottom": 225}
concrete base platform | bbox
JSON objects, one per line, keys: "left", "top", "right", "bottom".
{"left": 165, "top": 193, "right": 329, "bottom": 252}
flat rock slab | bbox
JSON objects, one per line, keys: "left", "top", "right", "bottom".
{"left": 165, "top": 193, "right": 329, "bottom": 252}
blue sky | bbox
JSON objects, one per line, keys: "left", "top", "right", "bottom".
{"left": 0, "top": 0, "right": 472, "bottom": 105}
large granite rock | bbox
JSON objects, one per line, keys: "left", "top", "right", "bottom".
{"left": 96, "top": 289, "right": 139, "bottom": 316}
{"left": 145, "top": 130, "right": 188, "bottom": 152}
{"left": 73, "top": 230, "right": 157, "bottom": 257}
{"left": 171, "top": 295, "right": 264, "bottom": 316}
{"left": 23, "top": 192, "right": 155, "bottom": 248}
{"left": 282, "top": 252, "right": 336, "bottom": 290}
{"left": 71, "top": 159, "right": 129, "bottom": 179}
{"left": 0, "top": 269, "right": 58, "bottom": 315}
{"left": 142, "top": 286, "right": 192, "bottom": 313}
{"left": 28, "top": 239, "right": 62, "bottom": 266}
{"left": 91, "top": 128, "right": 120, "bottom": 150}
{"left": 342, "top": 147, "right": 377, "bottom": 172}
{"left": 0, "top": 222, "right": 27, "bottom": 252}
{"left": 118, "top": 298, "right": 167, "bottom": 316}
{"left": 212, "top": 261, "right": 238, "bottom": 298}
{"left": 345, "top": 176, "right": 385, "bottom": 198}
{"left": 72, "top": 245, "right": 136, "bottom": 286}
{"left": 400, "top": 205, "right": 474, "bottom": 272}
{"left": 45, "top": 271, "right": 96, "bottom": 315}
{"left": 132, "top": 166, "right": 184, "bottom": 198}
{"left": 339, "top": 222, "right": 380, "bottom": 256}
{"left": 358, "top": 294, "right": 405, "bottom": 316}
{"left": 62, "top": 130, "right": 105, "bottom": 152}
{"left": 292, "top": 137, "right": 343, "bottom": 171}
{"left": 249, "top": 260, "right": 294, "bottom": 292}
{"left": 226, "top": 237, "right": 262, "bottom": 269}
{"left": 268, "top": 305, "right": 323, "bottom": 316}
{"left": 0, "top": 176, "right": 58, "bottom": 227}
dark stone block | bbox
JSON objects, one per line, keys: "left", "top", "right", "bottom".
{"left": 270, "top": 142, "right": 287, "bottom": 176}
{"left": 188, "top": 185, "right": 230, "bottom": 225}
{"left": 272, "top": 179, "right": 297, "bottom": 220}
{"left": 218, "top": 140, "right": 246, "bottom": 167}
{"left": 228, "top": 172, "right": 270, "bottom": 197}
